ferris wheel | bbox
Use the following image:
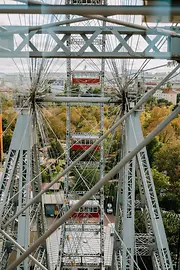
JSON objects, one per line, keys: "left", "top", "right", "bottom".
{"left": 0, "top": 0, "right": 179, "bottom": 270}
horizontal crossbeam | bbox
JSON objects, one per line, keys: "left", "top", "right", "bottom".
{"left": 37, "top": 96, "right": 113, "bottom": 103}
{"left": 0, "top": 26, "right": 179, "bottom": 59}
{"left": 2, "top": 25, "right": 177, "bottom": 35}
{"left": 0, "top": 5, "right": 179, "bottom": 16}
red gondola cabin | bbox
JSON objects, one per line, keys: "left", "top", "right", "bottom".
{"left": 69, "top": 200, "right": 100, "bottom": 218}
{"left": 72, "top": 71, "right": 100, "bottom": 85}
{"left": 71, "top": 133, "right": 100, "bottom": 151}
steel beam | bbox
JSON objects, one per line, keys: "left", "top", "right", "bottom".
{"left": 0, "top": 229, "right": 48, "bottom": 270}
{"left": 2, "top": 25, "right": 177, "bottom": 35}
{"left": 0, "top": 5, "right": 179, "bottom": 16}
{"left": 0, "top": 51, "right": 177, "bottom": 59}
{"left": 131, "top": 113, "right": 173, "bottom": 269}
{"left": 121, "top": 121, "right": 136, "bottom": 270}
{"left": 37, "top": 95, "right": 113, "bottom": 104}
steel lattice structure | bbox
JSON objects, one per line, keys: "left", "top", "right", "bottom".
{"left": 0, "top": 26, "right": 180, "bottom": 59}
{"left": 0, "top": 1, "right": 179, "bottom": 270}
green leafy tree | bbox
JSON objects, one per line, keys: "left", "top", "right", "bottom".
{"left": 157, "top": 98, "right": 173, "bottom": 107}
{"left": 3, "top": 130, "right": 13, "bottom": 153}
{"left": 154, "top": 141, "right": 180, "bottom": 184}
{"left": 167, "top": 81, "right": 172, "bottom": 88}
{"left": 71, "top": 83, "right": 80, "bottom": 95}
{"left": 146, "top": 138, "right": 162, "bottom": 166}
{"left": 153, "top": 141, "right": 180, "bottom": 212}
{"left": 162, "top": 211, "right": 180, "bottom": 258}
{"left": 145, "top": 96, "right": 157, "bottom": 109}
{"left": 2, "top": 118, "right": 8, "bottom": 131}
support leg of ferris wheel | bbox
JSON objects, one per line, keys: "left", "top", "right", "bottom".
{"left": 0, "top": 107, "right": 32, "bottom": 270}
{"left": 132, "top": 112, "right": 173, "bottom": 270}
{"left": 113, "top": 103, "right": 173, "bottom": 270}
{"left": 0, "top": 103, "right": 48, "bottom": 270}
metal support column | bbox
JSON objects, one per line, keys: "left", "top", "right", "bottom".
{"left": 131, "top": 112, "right": 173, "bottom": 270}
{"left": 56, "top": 2, "right": 72, "bottom": 268}
{"left": 0, "top": 109, "right": 32, "bottom": 270}
{"left": 121, "top": 119, "right": 136, "bottom": 270}
{"left": 99, "top": 1, "right": 106, "bottom": 267}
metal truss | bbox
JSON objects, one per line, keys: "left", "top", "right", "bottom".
{"left": 121, "top": 122, "right": 136, "bottom": 270}
{"left": 55, "top": 2, "right": 106, "bottom": 268}
{"left": 0, "top": 109, "right": 32, "bottom": 270}
{"left": 113, "top": 98, "right": 174, "bottom": 270}
{"left": 0, "top": 109, "right": 48, "bottom": 270}
{"left": 133, "top": 112, "right": 172, "bottom": 269}
{"left": 0, "top": 26, "right": 180, "bottom": 59}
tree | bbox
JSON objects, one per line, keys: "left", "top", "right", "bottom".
{"left": 145, "top": 96, "right": 157, "bottom": 109}
{"left": 141, "top": 106, "right": 179, "bottom": 143}
{"left": 153, "top": 141, "right": 180, "bottom": 212}
{"left": 3, "top": 130, "right": 13, "bottom": 153}
{"left": 2, "top": 118, "right": 8, "bottom": 131}
{"left": 151, "top": 168, "right": 170, "bottom": 197}
{"left": 93, "top": 87, "right": 101, "bottom": 95}
{"left": 157, "top": 98, "right": 172, "bottom": 107}
{"left": 154, "top": 141, "right": 180, "bottom": 184}
{"left": 48, "top": 139, "right": 64, "bottom": 159}
{"left": 146, "top": 138, "right": 162, "bottom": 166}
{"left": 162, "top": 211, "right": 180, "bottom": 259}
{"left": 177, "top": 93, "right": 180, "bottom": 103}
{"left": 72, "top": 168, "right": 100, "bottom": 191}
{"left": 71, "top": 83, "right": 80, "bottom": 95}
{"left": 167, "top": 81, "right": 172, "bottom": 88}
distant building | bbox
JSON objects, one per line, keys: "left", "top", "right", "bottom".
{"left": 48, "top": 79, "right": 64, "bottom": 95}
{"left": 153, "top": 89, "right": 177, "bottom": 105}
{"left": 171, "top": 81, "right": 180, "bottom": 91}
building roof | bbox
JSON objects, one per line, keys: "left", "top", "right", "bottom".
{"left": 43, "top": 191, "right": 64, "bottom": 205}
{"left": 162, "top": 88, "right": 177, "bottom": 94}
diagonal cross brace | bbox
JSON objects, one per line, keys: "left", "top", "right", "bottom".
{"left": 142, "top": 34, "right": 162, "bottom": 53}
{"left": 111, "top": 28, "right": 135, "bottom": 55}
{"left": 15, "top": 31, "right": 39, "bottom": 52}
{"left": 78, "top": 28, "right": 102, "bottom": 54}
{"left": 47, "top": 29, "right": 70, "bottom": 54}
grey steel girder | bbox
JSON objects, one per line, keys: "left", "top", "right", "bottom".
{"left": 0, "top": 26, "right": 179, "bottom": 59}
{"left": 0, "top": 5, "right": 179, "bottom": 16}
{"left": 121, "top": 122, "right": 136, "bottom": 270}
{"left": 113, "top": 109, "right": 173, "bottom": 270}
{"left": 0, "top": 109, "right": 32, "bottom": 270}
{"left": 0, "top": 109, "right": 48, "bottom": 270}
{"left": 131, "top": 112, "right": 173, "bottom": 270}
